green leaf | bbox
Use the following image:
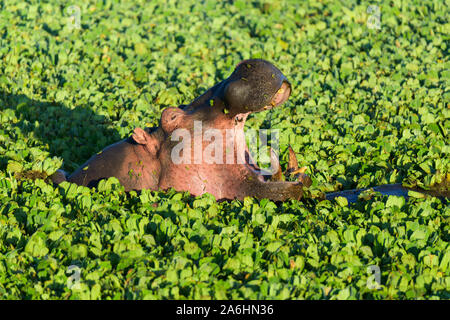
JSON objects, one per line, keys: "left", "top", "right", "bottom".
{"left": 70, "top": 244, "right": 88, "bottom": 259}
{"left": 24, "top": 232, "right": 49, "bottom": 257}
{"left": 386, "top": 196, "right": 405, "bottom": 208}
{"left": 410, "top": 227, "right": 428, "bottom": 241}
{"left": 184, "top": 241, "right": 199, "bottom": 255}
{"left": 439, "top": 250, "right": 450, "bottom": 272}
{"left": 335, "top": 196, "right": 348, "bottom": 207}
{"left": 266, "top": 241, "right": 283, "bottom": 253}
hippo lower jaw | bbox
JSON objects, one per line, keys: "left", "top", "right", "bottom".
{"left": 240, "top": 129, "right": 312, "bottom": 201}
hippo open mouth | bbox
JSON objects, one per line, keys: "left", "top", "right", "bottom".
{"left": 240, "top": 80, "right": 293, "bottom": 177}
{"left": 53, "top": 59, "right": 311, "bottom": 201}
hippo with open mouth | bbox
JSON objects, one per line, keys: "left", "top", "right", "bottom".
{"left": 52, "top": 59, "right": 311, "bottom": 201}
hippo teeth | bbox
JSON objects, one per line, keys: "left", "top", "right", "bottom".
{"left": 286, "top": 145, "right": 299, "bottom": 175}
{"left": 285, "top": 145, "right": 312, "bottom": 187}
{"left": 269, "top": 147, "right": 282, "bottom": 181}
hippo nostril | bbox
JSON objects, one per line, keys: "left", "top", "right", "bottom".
{"left": 271, "top": 81, "right": 291, "bottom": 106}
{"left": 234, "top": 115, "right": 244, "bottom": 125}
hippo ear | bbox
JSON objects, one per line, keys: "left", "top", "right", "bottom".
{"left": 132, "top": 127, "right": 149, "bottom": 145}
{"left": 132, "top": 127, "right": 160, "bottom": 154}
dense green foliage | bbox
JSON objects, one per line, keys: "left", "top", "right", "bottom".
{"left": 0, "top": 0, "right": 449, "bottom": 299}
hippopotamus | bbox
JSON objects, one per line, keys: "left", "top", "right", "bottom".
{"left": 51, "top": 59, "right": 448, "bottom": 203}
{"left": 52, "top": 59, "right": 312, "bottom": 201}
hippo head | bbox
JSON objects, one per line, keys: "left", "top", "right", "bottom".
{"left": 159, "top": 59, "right": 291, "bottom": 133}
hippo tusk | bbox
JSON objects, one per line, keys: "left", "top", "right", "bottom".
{"left": 269, "top": 147, "right": 283, "bottom": 181}
{"left": 285, "top": 146, "right": 312, "bottom": 187}
{"left": 286, "top": 145, "right": 299, "bottom": 175}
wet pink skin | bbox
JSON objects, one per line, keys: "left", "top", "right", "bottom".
{"left": 60, "top": 59, "right": 307, "bottom": 201}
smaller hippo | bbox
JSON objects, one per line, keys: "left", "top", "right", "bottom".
{"left": 53, "top": 59, "right": 311, "bottom": 201}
